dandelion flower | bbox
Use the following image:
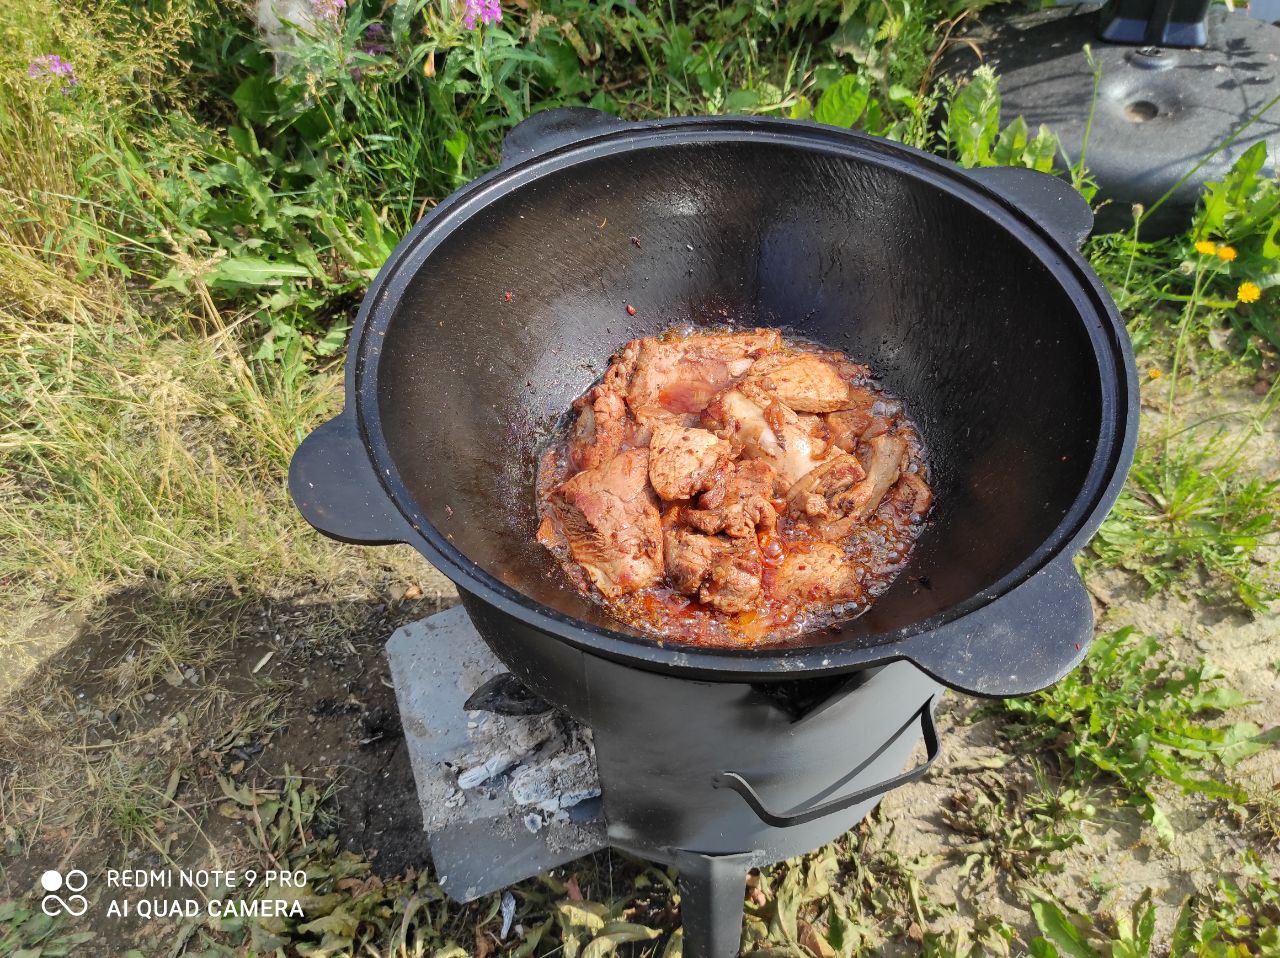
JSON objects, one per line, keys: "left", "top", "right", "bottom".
{"left": 1216, "top": 245, "right": 1237, "bottom": 261}
{"left": 1237, "top": 281, "right": 1262, "bottom": 304}
{"left": 1193, "top": 240, "right": 1217, "bottom": 256}
{"left": 1148, "top": 368, "right": 1162, "bottom": 380}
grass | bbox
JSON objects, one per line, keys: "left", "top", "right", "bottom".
{"left": 941, "top": 774, "right": 1092, "bottom": 891}
{"left": 1028, "top": 852, "right": 1280, "bottom": 957}
{"left": 1091, "top": 412, "right": 1280, "bottom": 610}
{"left": 997, "top": 627, "right": 1280, "bottom": 843}
{"left": 0, "top": 0, "right": 1278, "bottom": 955}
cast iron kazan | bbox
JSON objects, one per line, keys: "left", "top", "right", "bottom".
{"left": 289, "top": 108, "right": 1138, "bottom": 957}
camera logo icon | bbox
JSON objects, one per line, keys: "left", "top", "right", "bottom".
{"left": 40, "top": 869, "right": 88, "bottom": 917}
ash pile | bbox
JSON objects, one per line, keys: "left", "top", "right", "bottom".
{"left": 386, "top": 607, "right": 607, "bottom": 902}
{"left": 445, "top": 673, "right": 601, "bottom": 836}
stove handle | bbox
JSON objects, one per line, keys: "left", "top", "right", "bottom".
{"left": 500, "top": 107, "right": 629, "bottom": 168}
{"left": 288, "top": 411, "right": 415, "bottom": 545}
{"left": 965, "top": 166, "right": 1094, "bottom": 249}
{"left": 711, "top": 697, "right": 938, "bottom": 829}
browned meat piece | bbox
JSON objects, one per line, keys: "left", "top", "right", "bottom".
{"left": 547, "top": 449, "right": 662, "bottom": 598}
{"left": 664, "top": 526, "right": 719, "bottom": 595}
{"left": 784, "top": 453, "right": 866, "bottom": 519}
{"left": 771, "top": 544, "right": 863, "bottom": 606}
{"left": 664, "top": 528, "right": 762, "bottom": 613}
{"left": 840, "top": 434, "right": 908, "bottom": 520}
{"left": 647, "top": 422, "right": 732, "bottom": 501}
{"left": 704, "top": 538, "right": 764, "bottom": 613}
{"left": 882, "top": 469, "right": 933, "bottom": 521}
{"left": 624, "top": 330, "right": 781, "bottom": 421}
{"left": 702, "top": 381, "right": 830, "bottom": 488}
{"left": 806, "top": 434, "right": 909, "bottom": 540}
{"left": 747, "top": 352, "right": 856, "bottom": 412}
{"left": 685, "top": 459, "right": 779, "bottom": 538}
{"left": 569, "top": 385, "right": 630, "bottom": 471}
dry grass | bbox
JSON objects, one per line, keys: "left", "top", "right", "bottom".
{"left": 1, "top": 313, "right": 367, "bottom": 605}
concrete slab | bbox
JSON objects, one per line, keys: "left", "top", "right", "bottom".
{"left": 385, "top": 606, "right": 607, "bottom": 902}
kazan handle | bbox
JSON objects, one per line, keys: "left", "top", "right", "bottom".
{"left": 711, "top": 697, "right": 939, "bottom": 829}
{"left": 288, "top": 412, "right": 415, "bottom": 546}
{"left": 966, "top": 166, "right": 1094, "bottom": 249}
{"left": 500, "top": 107, "right": 627, "bottom": 168}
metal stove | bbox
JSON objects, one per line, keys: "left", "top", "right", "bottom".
{"left": 386, "top": 605, "right": 939, "bottom": 958}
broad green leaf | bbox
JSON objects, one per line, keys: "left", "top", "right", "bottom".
{"left": 1031, "top": 901, "right": 1101, "bottom": 958}
{"left": 1219, "top": 723, "right": 1280, "bottom": 766}
{"left": 947, "top": 65, "right": 1001, "bottom": 167}
{"left": 815, "top": 75, "right": 869, "bottom": 128}
{"left": 209, "top": 255, "right": 312, "bottom": 288}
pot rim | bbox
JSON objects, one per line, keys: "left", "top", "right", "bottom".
{"left": 349, "top": 115, "right": 1139, "bottom": 679}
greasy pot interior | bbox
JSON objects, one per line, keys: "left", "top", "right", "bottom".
{"left": 374, "top": 138, "right": 1102, "bottom": 649}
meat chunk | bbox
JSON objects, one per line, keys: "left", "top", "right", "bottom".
{"left": 569, "top": 385, "right": 630, "bottom": 471}
{"left": 785, "top": 453, "right": 866, "bottom": 520}
{"left": 547, "top": 450, "right": 662, "bottom": 598}
{"left": 664, "top": 528, "right": 762, "bottom": 613}
{"left": 702, "top": 381, "right": 829, "bottom": 488}
{"left": 771, "top": 544, "right": 863, "bottom": 606}
{"left": 842, "top": 434, "right": 909, "bottom": 520}
{"left": 685, "top": 459, "right": 779, "bottom": 538}
{"left": 882, "top": 470, "right": 933, "bottom": 521}
{"left": 747, "top": 352, "right": 856, "bottom": 412}
{"left": 647, "top": 423, "right": 731, "bottom": 501}
{"left": 624, "top": 330, "right": 781, "bottom": 421}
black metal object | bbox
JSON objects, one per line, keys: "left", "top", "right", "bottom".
{"left": 1099, "top": 0, "right": 1211, "bottom": 47}
{"left": 942, "top": 4, "right": 1280, "bottom": 236}
{"left": 290, "top": 109, "right": 1138, "bottom": 956}
{"left": 469, "top": 594, "right": 944, "bottom": 958}
{"left": 463, "top": 672, "right": 553, "bottom": 715}
{"left": 712, "top": 698, "right": 939, "bottom": 828}
{"left": 290, "top": 109, "right": 1136, "bottom": 694}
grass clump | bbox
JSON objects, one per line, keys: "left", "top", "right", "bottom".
{"left": 942, "top": 777, "right": 1092, "bottom": 891}
{"left": 1029, "top": 852, "right": 1280, "bottom": 957}
{"left": 1091, "top": 416, "right": 1280, "bottom": 611}
{"left": 0, "top": 314, "right": 366, "bottom": 607}
{"left": 997, "top": 627, "right": 1279, "bottom": 843}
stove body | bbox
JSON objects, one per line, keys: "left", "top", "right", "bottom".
{"left": 395, "top": 601, "right": 939, "bottom": 958}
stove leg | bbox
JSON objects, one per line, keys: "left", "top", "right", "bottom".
{"left": 674, "top": 852, "right": 751, "bottom": 958}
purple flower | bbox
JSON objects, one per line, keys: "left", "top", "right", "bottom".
{"left": 27, "top": 54, "right": 77, "bottom": 89}
{"left": 462, "top": 0, "right": 501, "bottom": 29}
{"left": 311, "top": 0, "right": 346, "bottom": 22}
{"left": 358, "top": 23, "right": 390, "bottom": 58}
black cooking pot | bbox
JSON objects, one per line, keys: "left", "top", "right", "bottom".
{"left": 289, "top": 108, "right": 1138, "bottom": 699}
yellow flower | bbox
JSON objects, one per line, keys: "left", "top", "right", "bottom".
{"left": 1216, "top": 245, "right": 1237, "bottom": 261}
{"left": 1194, "top": 240, "right": 1218, "bottom": 256}
{"left": 1148, "top": 368, "right": 1162, "bottom": 380}
{"left": 1237, "top": 281, "right": 1262, "bottom": 304}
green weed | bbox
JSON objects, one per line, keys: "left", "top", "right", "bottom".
{"left": 1030, "top": 852, "right": 1280, "bottom": 957}
{"left": 1090, "top": 416, "right": 1280, "bottom": 610}
{"left": 942, "top": 774, "right": 1092, "bottom": 889}
{"left": 0, "top": 900, "right": 95, "bottom": 957}
{"left": 997, "top": 627, "right": 1280, "bottom": 843}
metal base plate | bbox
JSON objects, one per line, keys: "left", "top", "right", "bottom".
{"left": 386, "top": 606, "right": 607, "bottom": 902}
{"left": 943, "top": 5, "right": 1280, "bottom": 236}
